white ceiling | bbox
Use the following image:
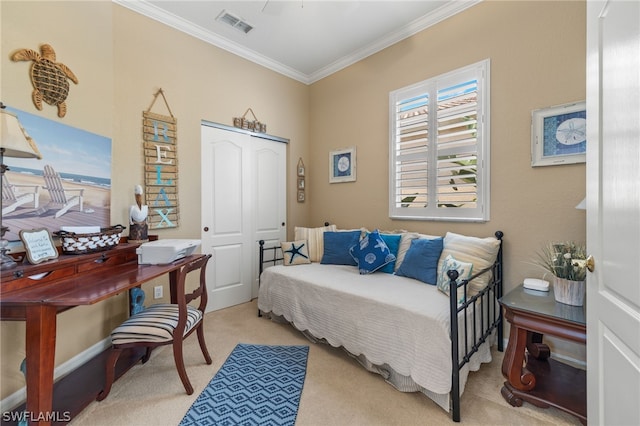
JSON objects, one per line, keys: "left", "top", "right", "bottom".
{"left": 115, "top": 1, "right": 480, "bottom": 84}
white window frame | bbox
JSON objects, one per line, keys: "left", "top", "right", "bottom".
{"left": 389, "top": 59, "right": 490, "bottom": 222}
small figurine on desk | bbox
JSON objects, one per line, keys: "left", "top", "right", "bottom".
{"left": 128, "top": 184, "right": 148, "bottom": 243}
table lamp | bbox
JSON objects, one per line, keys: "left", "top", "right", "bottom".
{"left": 1, "top": 102, "right": 42, "bottom": 269}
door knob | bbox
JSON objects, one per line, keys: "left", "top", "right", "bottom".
{"left": 586, "top": 255, "right": 595, "bottom": 272}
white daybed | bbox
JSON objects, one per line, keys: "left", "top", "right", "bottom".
{"left": 257, "top": 228, "right": 504, "bottom": 422}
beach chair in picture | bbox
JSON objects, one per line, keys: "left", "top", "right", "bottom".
{"left": 2, "top": 174, "right": 40, "bottom": 215}
{"left": 42, "top": 164, "right": 83, "bottom": 218}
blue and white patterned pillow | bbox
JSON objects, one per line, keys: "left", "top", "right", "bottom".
{"left": 349, "top": 229, "right": 396, "bottom": 274}
{"left": 436, "top": 254, "right": 473, "bottom": 305}
{"left": 281, "top": 240, "right": 311, "bottom": 265}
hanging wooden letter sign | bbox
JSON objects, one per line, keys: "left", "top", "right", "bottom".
{"left": 143, "top": 89, "right": 179, "bottom": 229}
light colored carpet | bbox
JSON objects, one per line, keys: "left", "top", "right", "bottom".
{"left": 72, "top": 299, "right": 582, "bottom": 425}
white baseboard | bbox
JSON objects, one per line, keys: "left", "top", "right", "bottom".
{"left": 0, "top": 337, "right": 111, "bottom": 413}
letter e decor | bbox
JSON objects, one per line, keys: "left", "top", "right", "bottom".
{"left": 143, "top": 89, "right": 179, "bottom": 229}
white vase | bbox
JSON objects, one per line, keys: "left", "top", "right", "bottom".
{"left": 553, "top": 277, "right": 585, "bottom": 306}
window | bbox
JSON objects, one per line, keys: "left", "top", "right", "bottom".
{"left": 389, "top": 59, "right": 490, "bottom": 222}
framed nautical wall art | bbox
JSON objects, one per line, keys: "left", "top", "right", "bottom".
{"left": 329, "top": 147, "right": 356, "bottom": 183}
{"left": 531, "top": 101, "right": 586, "bottom": 167}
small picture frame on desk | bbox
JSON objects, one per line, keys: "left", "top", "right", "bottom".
{"left": 19, "top": 228, "right": 59, "bottom": 264}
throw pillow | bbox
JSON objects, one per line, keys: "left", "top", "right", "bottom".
{"left": 378, "top": 233, "right": 402, "bottom": 274}
{"left": 438, "top": 232, "right": 501, "bottom": 296}
{"left": 436, "top": 254, "right": 473, "bottom": 305}
{"left": 349, "top": 229, "right": 396, "bottom": 274}
{"left": 294, "top": 224, "right": 337, "bottom": 262}
{"left": 394, "top": 232, "right": 441, "bottom": 272}
{"left": 395, "top": 237, "right": 444, "bottom": 284}
{"left": 280, "top": 240, "right": 311, "bottom": 266}
{"left": 320, "top": 230, "right": 361, "bottom": 266}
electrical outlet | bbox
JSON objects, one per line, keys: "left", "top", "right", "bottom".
{"left": 154, "top": 285, "right": 163, "bottom": 299}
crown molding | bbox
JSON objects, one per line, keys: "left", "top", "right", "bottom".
{"left": 114, "top": 0, "right": 481, "bottom": 85}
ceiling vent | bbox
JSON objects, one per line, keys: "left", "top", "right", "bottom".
{"left": 216, "top": 10, "right": 254, "bottom": 34}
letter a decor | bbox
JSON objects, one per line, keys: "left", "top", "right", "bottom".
{"left": 143, "top": 89, "right": 179, "bottom": 229}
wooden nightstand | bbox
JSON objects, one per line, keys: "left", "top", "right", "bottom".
{"left": 499, "top": 285, "right": 586, "bottom": 424}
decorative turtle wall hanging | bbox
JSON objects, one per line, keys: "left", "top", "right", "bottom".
{"left": 12, "top": 44, "right": 78, "bottom": 118}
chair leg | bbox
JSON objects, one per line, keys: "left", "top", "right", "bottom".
{"left": 97, "top": 347, "right": 123, "bottom": 401}
{"left": 142, "top": 347, "right": 153, "bottom": 363}
{"left": 172, "top": 339, "right": 193, "bottom": 395}
{"left": 197, "top": 323, "right": 212, "bottom": 365}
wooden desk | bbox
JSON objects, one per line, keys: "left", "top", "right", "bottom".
{"left": 1, "top": 244, "right": 206, "bottom": 425}
{"left": 499, "top": 285, "right": 586, "bottom": 424}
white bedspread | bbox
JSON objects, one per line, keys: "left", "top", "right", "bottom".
{"left": 258, "top": 263, "right": 494, "bottom": 411}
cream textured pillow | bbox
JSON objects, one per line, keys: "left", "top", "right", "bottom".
{"left": 294, "top": 224, "right": 337, "bottom": 262}
{"left": 437, "top": 232, "right": 501, "bottom": 296}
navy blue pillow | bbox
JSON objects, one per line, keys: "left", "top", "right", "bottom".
{"left": 321, "top": 230, "right": 361, "bottom": 265}
{"left": 349, "top": 230, "right": 397, "bottom": 274}
{"left": 395, "top": 237, "right": 444, "bottom": 285}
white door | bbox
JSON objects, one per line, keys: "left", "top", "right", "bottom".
{"left": 586, "top": 1, "right": 640, "bottom": 425}
{"left": 201, "top": 124, "right": 286, "bottom": 312}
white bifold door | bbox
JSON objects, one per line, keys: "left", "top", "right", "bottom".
{"left": 201, "top": 123, "right": 287, "bottom": 313}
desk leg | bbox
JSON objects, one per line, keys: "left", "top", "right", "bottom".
{"left": 501, "top": 323, "right": 536, "bottom": 406}
{"left": 25, "top": 305, "right": 57, "bottom": 426}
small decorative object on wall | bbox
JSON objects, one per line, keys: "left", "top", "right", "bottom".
{"left": 233, "top": 108, "right": 266, "bottom": 133}
{"left": 296, "top": 158, "right": 305, "bottom": 202}
{"left": 143, "top": 89, "right": 179, "bottom": 230}
{"left": 19, "top": 228, "right": 58, "bottom": 264}
{"left": 329, "top": 147, "right": 356, "bottom": 183}
{"left": 11, "top": 44, "right": 78, "bottom": 118}
{"left": 531, "top": 101, "right": 586, "bottom": 167}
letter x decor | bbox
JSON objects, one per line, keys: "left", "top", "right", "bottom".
{"left": 143, "top": 89, "right": 179, "bottom": 229}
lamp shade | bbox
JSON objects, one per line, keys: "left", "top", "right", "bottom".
{"left": 0, "top": 109, "right": 42, "bottom": 159}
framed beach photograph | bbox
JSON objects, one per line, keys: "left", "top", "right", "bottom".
{"left": 2, "top": 107, "right": 111, "bottom": 243}
{"left": 329, "top": 147, "right": 356, "bottom": 183}
{"left": 531, "top": 101, "right": 586, "bottom": 167}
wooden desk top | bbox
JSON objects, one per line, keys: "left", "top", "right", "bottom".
{"left": 1, "top": 243, "right": 204, "bottom": 316}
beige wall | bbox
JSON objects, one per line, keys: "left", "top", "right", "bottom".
{"left": 1, "top": 0, "right": 309, "bottom": 399}
{"left": 1, "top": 0, "right": 586, "bottom": 401}
{"left": 309, "top": 0, "right": 586, "bottom": 314}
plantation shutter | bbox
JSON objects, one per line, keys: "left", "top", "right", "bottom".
{"left": 389, "top": 60, "right": 489, "bottom": 221}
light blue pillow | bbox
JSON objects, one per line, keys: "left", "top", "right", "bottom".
{"left": 378, "top": 233, "right": 402, "bottom": 274}
{"left": 436, "top": 254, "right": 473, "bottom": 305}
{"left": 321, "top": 230, "right": 361, "bottom": 265}
{"left": 349, "top": 229, "right": 396, "bottom": 274}
{"left": 395, "top": 237, "right": 444, "bottom": 284}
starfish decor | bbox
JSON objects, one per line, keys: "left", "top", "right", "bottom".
{"left": 285, "top": 242, "right": 308, "bottom": 264}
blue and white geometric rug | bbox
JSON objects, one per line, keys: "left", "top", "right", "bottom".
{"left": 180, "top": 343, "right": 309, "bottom": 426}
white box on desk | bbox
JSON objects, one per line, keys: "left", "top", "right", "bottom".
{"left": 136, "top": 239, "right": 201, "bottom": 265}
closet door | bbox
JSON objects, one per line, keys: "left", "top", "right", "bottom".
{"left": 201, "top": 123, "right": 286, "bottom": 312}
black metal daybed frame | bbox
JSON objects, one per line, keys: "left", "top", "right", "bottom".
{"left": 257, "top": 230, "right": 504, "bottom": 423}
